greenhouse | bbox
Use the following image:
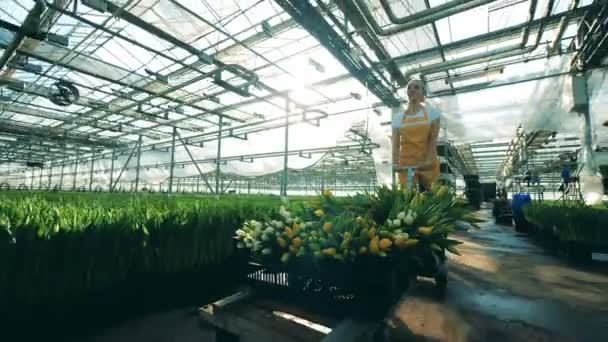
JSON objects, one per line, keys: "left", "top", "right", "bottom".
{"left": 0, "top": 0, "right": 607, "bottom": 341}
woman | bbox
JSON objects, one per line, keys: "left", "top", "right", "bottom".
{"left": 392, "top": 79, "right": 440, "bottom": 191}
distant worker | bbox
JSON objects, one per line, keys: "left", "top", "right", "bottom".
{"left": 392, "top": 79, "right": 441, "bottom": 191}
{"left": 560, "top": 165, "right": 571, "bottom": 193}
{"left": 524, "top": 170, "right": 532, "bottom": 187}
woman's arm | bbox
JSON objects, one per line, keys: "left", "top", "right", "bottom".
{"left": 427, "top": 119, "right": 440, "bottom": 160}
{"left": 424, "top": 118, "right": 440, "bottom": 166}
{"left": 392, "top": 128, "right": 400, "bottom": 165}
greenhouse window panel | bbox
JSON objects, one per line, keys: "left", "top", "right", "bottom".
{"left": 0, "top": 0, "right": 32, "bottom": 26}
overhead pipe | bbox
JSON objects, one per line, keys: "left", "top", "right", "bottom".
{"left": 519, "top": 0, "right": 539, "bottom": 48}
{"left": 322, "top": 0, "right": 404, "bottom": 86}
{"left": 548, "top": 0, "right": 580, "bottom": 54}
{"left": 102, "top": 1, "right": 257, "bottom": 84}
{"left": 0, "top": 0, "right": 46, "bottom": 70}
{"left": 380, "top": 0, "right": 484, "bottom": 25}
{"left": 379, "top": 3, "right": 595, "bottom": 68}
{"left": 417, "top": 0, "right": 537, "bottom": 80}
{"left": 403, "top": 0, "right": 561, "bottom": 82}
{"left": 351, "top": 0, "right": 495, "bottom": 36}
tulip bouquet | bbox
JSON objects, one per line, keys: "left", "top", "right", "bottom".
{"left": 236, "top": 186, "right": 482, "bottom": 275}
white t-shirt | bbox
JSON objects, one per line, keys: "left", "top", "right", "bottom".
{"left": 391, "top": 106, "right": 440, "bottom": 129}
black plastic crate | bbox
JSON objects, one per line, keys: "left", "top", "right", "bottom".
{"left": 246, "top": 261, "right": 402, "bottom": 318}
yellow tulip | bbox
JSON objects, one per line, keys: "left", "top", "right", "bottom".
{"left": 404, "top": 239, "right": 419, "bottom": 247}
{"left": 322, "top": 247, "right": 337, "bottom": 256}
{"left": 367, "top": 227, "right": 377, "bottom": 240}
{"left": 322, "top": 222, "right": 332, "bottom": 233}
{"left": 394, "top": 236, "right": 408, "bottom": 249}
{"left": 314, "top": 209, "right": 325, "bottom": 217}
{"left": 276, "top": 237, "right": 287, "bottom": 248}
{"left": 417, "top": 226, "right": 433, "bottom": 235}
{"left": 291, "top": 237, "right": 303, "bottom": 248}
{"left": 369, "top": 236, "right": 380, "bottom": 254}
{"left": 379, "top": 238, "right": 393, "bottom": 250}
{"left": 284, "top": 227, "right": 294, "bottom": 239}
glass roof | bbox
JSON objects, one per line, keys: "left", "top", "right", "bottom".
{"left": 0, "top": 0, "right": 605, "bottom": 185}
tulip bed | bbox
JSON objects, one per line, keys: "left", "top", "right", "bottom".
{"left": 0, "top": 192, "right": 284, "bottom": 340}
{"left": 523, "top": 201, "right": 608, "bottom": 259}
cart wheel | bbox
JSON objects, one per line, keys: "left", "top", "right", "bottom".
{"left": 435, "top": 273, "right": 447, "bottom": 289}
{"left": 434, "top": 262, "right": 448, "bottom": 290}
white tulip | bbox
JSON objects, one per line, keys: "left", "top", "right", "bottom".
{"left": 397, "top": 233, "right": 409, "bottom": 240}
{"left": 253, "top": 241, "right": 263, "bottom": 251}
{"left": 285, "top": 218, "right": 294, "bottom": 225}
{"left": 236, "top": 229, "right": 247, "bottom": 237}
{"left": 251, "top": 220, "right": 262, "bottom": 230}
{"left": 279, "top": 206, "right": 290, "bottom": 219}
{"left": 403, "top": 215, "right": 414, "bottom": 226}
{"left": 261, "top": 248, "right": 272, "bottom": 255}
{"left": 397, "top": 211, "right": 406, "bottom": 220}
{"left": 393, "top": 219, "right": 401, "bottom": 227}
{"left": 237, "top": 242, "right": 245, "bottom": 248}
{"left": 264, "top": 227, "right": 274, "bottom": 234}
{"left": 274, "top": 221, "right": 284, "bottom": 229}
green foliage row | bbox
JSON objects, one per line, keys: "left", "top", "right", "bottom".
{"left": 0, "top": 193, "right": 283, "bottom": 308}
{"left": 523, "top": 201, "right": 608, "bottom": 247}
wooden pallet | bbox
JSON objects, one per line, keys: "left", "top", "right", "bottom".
{"left": 198, "top": 288, "right": 379, "bottom": 342}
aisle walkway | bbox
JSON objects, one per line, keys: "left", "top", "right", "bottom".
{"left": 386, "top": 209, "right": 608, "bottom": 342}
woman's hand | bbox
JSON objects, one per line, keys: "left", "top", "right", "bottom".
{"left": 418, "top": 158, "right": 434, "bottom": 170}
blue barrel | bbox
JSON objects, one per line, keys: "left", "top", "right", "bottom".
{"left": 511, "top": 193, "right": 531, "bottom": 232}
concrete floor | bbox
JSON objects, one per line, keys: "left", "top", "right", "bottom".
{"left": 385, "top": 209, "right": 608, "bottom": 342}
{"left": 81, "top": 209, "right": 608, "bottom": 342}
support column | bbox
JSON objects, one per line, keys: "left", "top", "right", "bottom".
{"left": 88, "top": 151, "right": 95, "bottom": 192}
{"left": 48, "top": 164, "right": 53, "bottom": 189}
{"left": 215, "top": 116, "right": 223, "bottom": 195}
{"left": 321, "top": 159, "right": 326, "bottom": 192}
{"left": 134, "top": 135, "right": 142, "bottom": 192}
{"left": 38, "top": 167, "right": 43, "bottom": 190}
{"left": 59, "top": 161, "right": 65, "bottom": 190}
{"left": 30, "top": 168, "right": 34, "bottom": 189}
{"left": 112, "top": 141, "right": 141, "bottom": 192}
{"left": 282, "top": 98, "right": 290, "bottom": 196}
{"left": 168, "top": 127, "right": 177, "bottom": 194}
{"left": 72, "top": 155, "right": 79, "bottom": 191}
{"left": 176, "top": 131, "right": 214, "bottom": 193}
{"left": 109, "top": 149, "right": 116, "bottom": 192}
{"left": 576, "top": 72, "right": 603, "bottom": 204}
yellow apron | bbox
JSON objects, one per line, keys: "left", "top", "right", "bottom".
{"left": 398, "top": 109, "right": 440, "bottom": 190}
